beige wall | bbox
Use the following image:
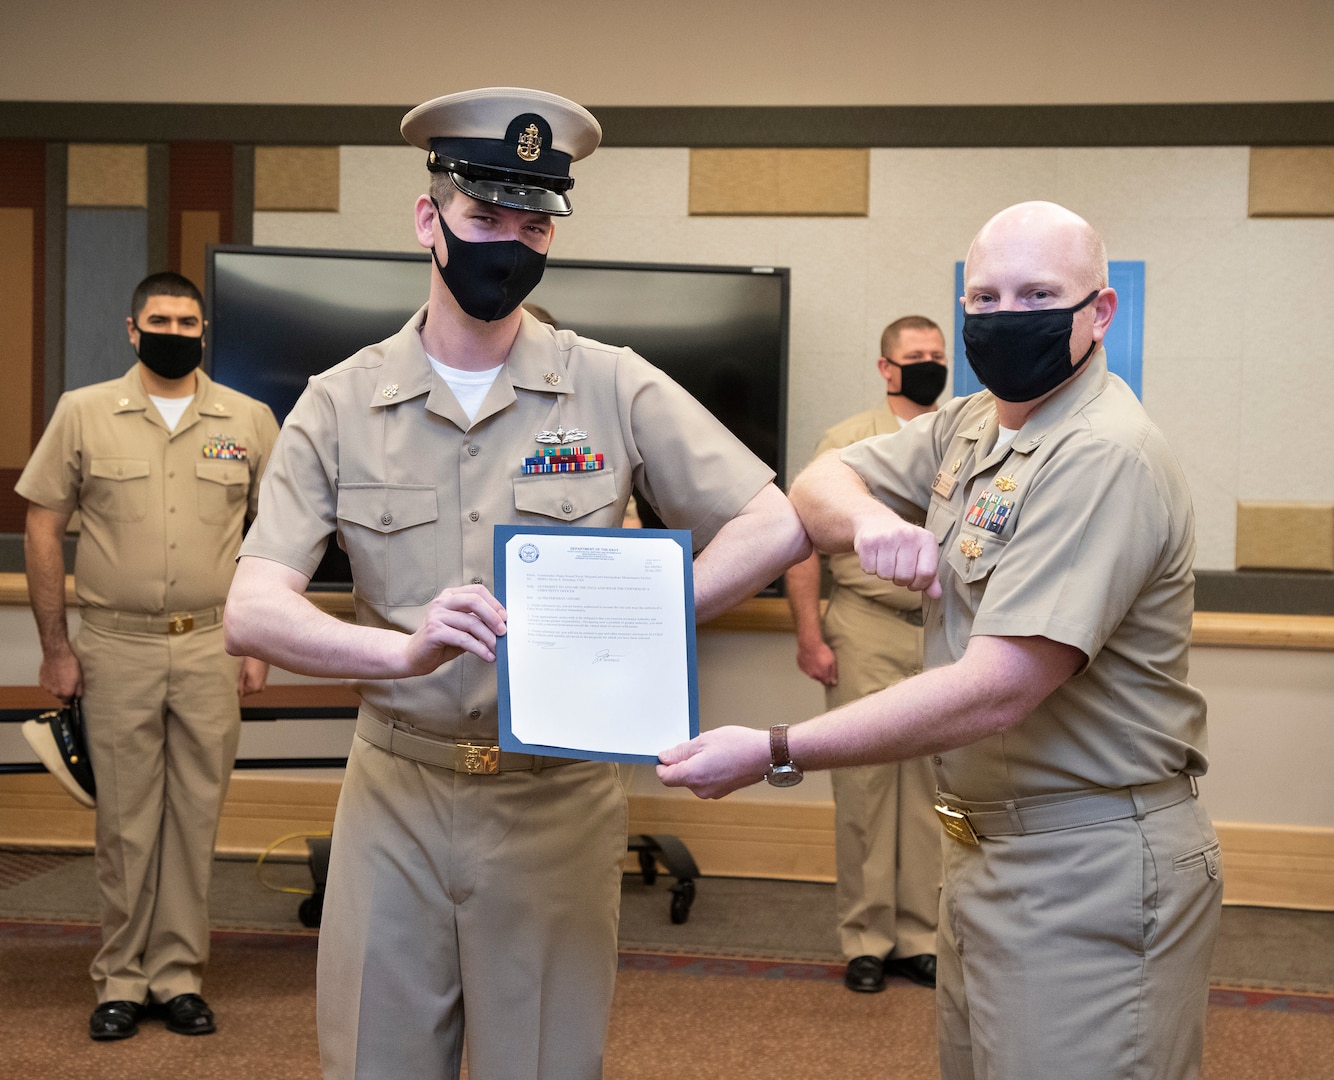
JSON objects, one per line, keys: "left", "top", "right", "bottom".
{"left": 1, "top": 0, "right": 1332, "bottom": 106}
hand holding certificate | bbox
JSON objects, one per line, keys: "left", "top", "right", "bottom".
{"left": 494, "top": 526, "right": 700, "bottom": 763}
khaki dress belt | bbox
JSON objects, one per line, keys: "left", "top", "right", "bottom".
{"left": 79, "top": 606, "right": 223, "bottom": 635}
{"left": 355, "top": 708, "right": 580, "bottom": 775}
{"left": 934, "top": 773, "right": 1197, "bottom": 845}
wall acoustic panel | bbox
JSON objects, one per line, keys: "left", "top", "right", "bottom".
{"left": 168, "top": 143, "right": 232, "bottom": 282}
{"left": 254, "top": 146, "right": 340, "bottom": 212}
{"left": 65, "top": 207, "right": 147, "bottom": 392}
{"left": 180, "top": 210, "right": 220, "bottom": 293}
{"left": 1235, "top": 501, "right": 1334, "bottom": 571}
{"left": 66, "top": 144, "right": 147, "bottom": 208}
{"left": 1248, "top": 147, "right": 1334, "bottom": 217}
{"left": 689, "top": 149, "right": 868, "bottom": 216}
{"left": 0, "top": 208, "right": 35, "bottom": 470}
{"left": 0, "top": 139, "right": 46, "bottom": 533}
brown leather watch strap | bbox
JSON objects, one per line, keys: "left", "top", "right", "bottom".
{"left": 769, "top": 723, "right": 792, "bottom": 767}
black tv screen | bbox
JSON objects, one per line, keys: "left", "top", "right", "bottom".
{"left": 207, "top": 245, "right": 790, "bottom": 588}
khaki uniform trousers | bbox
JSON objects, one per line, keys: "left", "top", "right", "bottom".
{"left": 936, "top": 792, "right": 1223, "bottom": 1080}
{"left": 317, "top": 734, "right": 628, "bottom": 1080}
{"left": 75, "top": 619, "right": 242, "bottom": 1004}
{"left": 823, "top": 587, "right": 941, "bottom": 960}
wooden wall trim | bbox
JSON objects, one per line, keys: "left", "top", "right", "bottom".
{"left": 0, "top": 576, "right": 1331, "bottom": 650}
{"left": 2, "top": 101, "right": 1332, "bottom": 149}
{"left": 1, "top": 775, "right": 1327, "bottom": 909}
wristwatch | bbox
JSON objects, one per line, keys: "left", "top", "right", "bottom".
{"left": 765, "top": 724, "right": 804, "bottom": 787}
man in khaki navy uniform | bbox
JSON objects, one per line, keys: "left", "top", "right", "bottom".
{"left": 224, "top": 87, "right": 809, "bottom": 1080}
{"left": 785, "top": 316, "right": 947, "bottom": 995}
{"left": 17, "top": 272, "right": 279, "bottom": 1042}
{"left": 659, "top": 202, "right": 1223, "bottom": 1080}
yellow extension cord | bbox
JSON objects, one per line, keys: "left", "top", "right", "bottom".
{"left": 254, "top": 830, "right": 332, "bottom": 896}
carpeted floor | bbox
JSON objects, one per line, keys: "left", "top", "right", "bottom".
{"left": 1, "top": 849, "right": 1331, "bottom": 1078}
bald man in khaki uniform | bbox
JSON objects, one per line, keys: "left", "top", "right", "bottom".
{"left": 786, "top": 317, "right": 948, "bottom": 994}
{"left": 18, "top": 272, "right": 279, "bottom": 1042}
{"left": 225, "top": 88, "right": 809, "bottom": 1080}
{"left": 660, "top": 202, "right": 1222, "bottom": 1080}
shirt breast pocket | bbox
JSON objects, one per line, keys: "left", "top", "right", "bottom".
{"left": 512, "top": 469, "right": 620, "bottom": 524}
{"left": 86, "top": 458, "right": 151, "bottom": 522}
{"left": 337, "top": 484, "right": 440, "bottom": 606}
{"left": 944, "top": 528, "right": 1005, "bottom": 584}
{"left": 196, "top": 460, "right": 249, "bottom": 524}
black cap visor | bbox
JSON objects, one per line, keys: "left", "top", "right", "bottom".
{"left": 22, "top": 707, "right": 96, "bottom": 808}
{"left": 430, "top": 153, "right": 574, "bottom": 215}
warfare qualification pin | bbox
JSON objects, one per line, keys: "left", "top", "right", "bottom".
{"left": 535, "top": 426, "right": 587, "bottom": 445}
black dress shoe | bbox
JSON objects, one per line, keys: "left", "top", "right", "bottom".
{"left": 90, "top": 1000, "right": 145, "bottom": 1041}
{"left": 884, "top": 953, "right": 937, "bottom": 988}
{"left": 844, "top": 954, "right": 887, "bottom": 993}
{"left": 163, "top": 993, "right": 215, "bottom": 1035}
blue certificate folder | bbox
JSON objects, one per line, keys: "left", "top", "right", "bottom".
{"left": 494, "top": 525, "right": 700, "bottom": 764}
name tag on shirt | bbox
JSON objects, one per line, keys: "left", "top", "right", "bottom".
{"left": 931, "top": 470, "right": 958, "bottom": 499}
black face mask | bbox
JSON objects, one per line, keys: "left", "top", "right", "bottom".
{"left": 134, "top": 327, "right": 203, "bottom": 380}
{"left": 962, "top": 290, "right": 1100, "bottom": 403}
{"left": 431, "top": 197, "right": 547, "bottom": 322}
{"left": 885, "top": 359, "right": 948, "bottom": 407}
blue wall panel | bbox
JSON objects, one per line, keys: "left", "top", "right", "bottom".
{"left": 65, "top": 208, "right": 147, "bottom": 392}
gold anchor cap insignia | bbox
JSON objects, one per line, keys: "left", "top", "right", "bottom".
{"left": 382, "top": 384, "right": 399, "bottom": 399}
{"left": 960, "top": 537, "right": 984, "bottom": 560}
{"left": 517, "top": 123, "right": 542, "bottom": 163}
{"left": 995, "top": 475, "right": 1017, "bottom": 492}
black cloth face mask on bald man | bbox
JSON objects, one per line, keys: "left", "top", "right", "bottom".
{"left": 962, "top": 290, "right": 1100, "bottom": 402}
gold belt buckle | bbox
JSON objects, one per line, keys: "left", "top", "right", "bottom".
{"left": 169, "top": 613, "right": 194, "bottom": 634}
{"left": 935, "top": 803, "right": 980, "bottom": 846}
{"left": 456, "top": 742, "right": 500, "bottom": 775}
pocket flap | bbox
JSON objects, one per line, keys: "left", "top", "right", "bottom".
{"left": 90, "top": 458, "right": 150, "bottom": 482}
{"left": 945, "top": 530, "right": 1005, "bottom": 584}
{"left": 513, "top": 471, "right": 618, "bottom": 521}
{"left": 195, "top": 460, "right": 248, "bottom": 487}
{"left": 338, "top": 485, "right": 439, "bottom": 534}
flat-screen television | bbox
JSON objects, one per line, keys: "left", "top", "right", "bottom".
{"left": 207, "top": 245, "right": 790, "bottom": 590}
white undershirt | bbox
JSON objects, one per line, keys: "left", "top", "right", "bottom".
{"left": 427, "top": 354, "right": 503, "bottom": 422}
{"left": 149, "top": 394, "right": 193, "bottom": 432}
{"left": 996, "top": 425, "right": 1019, "bottom": 449}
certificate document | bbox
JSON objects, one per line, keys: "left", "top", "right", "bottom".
{"left": 494, "top": 525, "right": 698, "bottom": 763}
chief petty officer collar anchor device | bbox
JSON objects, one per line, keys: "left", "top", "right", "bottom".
{"left": 765, "top": 723, "right": 804, "bottom": 787}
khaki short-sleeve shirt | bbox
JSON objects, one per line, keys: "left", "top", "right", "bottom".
{"left": 239, "top": 307, "right": 775, "bottom": 739}
{"left": 840, "top": 352, "right": 1207, "bottom": 800}
{"left": 816, "top": 404, "right": 921, "bottom": 614}
{"left": 16, "top": 366, "right": 280, "bottom": 613}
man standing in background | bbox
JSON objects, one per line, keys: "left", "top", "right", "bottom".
{"left": 785, "top": 316, "right": 947, "bottom": 993}
{"left": 16, "top": 272, "right": 278, "bottom": 1041}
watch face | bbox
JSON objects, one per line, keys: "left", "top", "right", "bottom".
{"left": 766, "top": 765, "right": 804, "bottom": 788}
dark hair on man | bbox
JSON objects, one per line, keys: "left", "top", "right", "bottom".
{"left": 881, "top": 315, "right": 943, "bottom": 357}
{"left": 130, "top": 272, "right": 203, "bottom": 322}
{"left": 429, "top": 173, "right": 457, "bottom": 208}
